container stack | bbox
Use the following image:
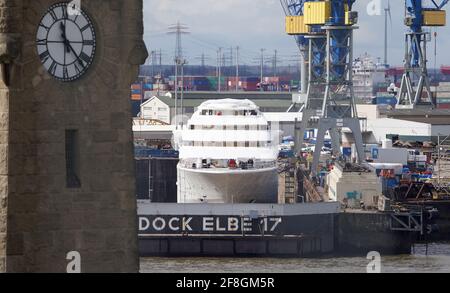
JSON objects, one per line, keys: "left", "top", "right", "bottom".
{"left": 131, "top": 83, "right": 142, "bottom": 101}
{"left": 436, "top": 82, "right": 450, "bottom": 109}
{"left": 241, "top": 77, "right": 260, "bottom": 91}
{"left": 131, "top": 83, "right": 156, "bottom": 101}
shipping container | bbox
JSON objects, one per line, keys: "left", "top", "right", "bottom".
{"left": 131, "top": 89, "right": 141, "bottom": 95}
{"left": 437, "top": 103, "right": 450, "bottom": 109}
{"left": 441, "top": 66, "right": 450, "bottom": 75}
{"left": 131, "top": 101, "right": 141, "bottom": 117}
{"left": 285, "top": 16, "right": 309, "bottom": 35}
{"left": 242, "top": 77, "right": 260, "bottom": 82}
{"left": 304, "top": 1, "right": 331, "bottom": 25}
{"left": 423, "top": 10, "right": 446, "bottom": 26}
{"left": 437, "top": 98, "right": 450, "bottom": 103}
{"left": 131, "top": 83, "right": 141, "bottom": 90}
{"left": 242, "top": 81, "right": 259, "bottom": 91}
{"left": 143, "top": 83, "right": 153, "bottom": 90}
{"left": 372, "top": 96, "right": 397, "bottom": 106}
{"left": 342, "top": 147, "right": 352, "bottom": 158}
{"left": 131, "top": 94, "right": 142, "bottom": 101}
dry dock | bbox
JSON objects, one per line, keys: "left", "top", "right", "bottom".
{"left": 138, "top": 202, "right": 413, "bottom": 257}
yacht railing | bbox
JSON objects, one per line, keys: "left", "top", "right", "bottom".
{"left": 179, "top": 159, "right": 276, "bottom": 170}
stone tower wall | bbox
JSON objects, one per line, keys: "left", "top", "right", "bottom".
{"left": 0, "top": 0, "right": 147, "bottom": 272}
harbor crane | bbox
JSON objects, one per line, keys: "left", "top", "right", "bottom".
{"left": 283, "top": 0, "right": 365, "bottom": 176}
{"left": 397, "top": 0, "right": 449, "bottom": 108}
{"left": 280, "top": 0, "right": 310, "bottom": 111}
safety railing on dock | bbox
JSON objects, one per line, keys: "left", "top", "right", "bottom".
{"left": 390, "top": 205, "right": 439, "bottom": 236}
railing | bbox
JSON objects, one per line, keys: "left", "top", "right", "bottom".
{"left": 179, "top": 160, "right": 276, "bottom": 170}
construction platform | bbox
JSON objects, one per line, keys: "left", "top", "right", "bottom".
{"left": 138, "top": 202, "right": 414, "bottom": 257}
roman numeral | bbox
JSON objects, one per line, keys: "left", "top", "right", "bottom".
{"left": 48, "top": 61, "right": 57, "bottom": 75}
{"left": 79, "top": 52, "right": 91, "bottom": 64}
{"left": 39, "top": 23, "right": 50, "bottom": 31}
{"left": 36, "top": 39, "right": 47, "bottom": 46}
{"left": 74, "top": 62, "right": 82, "bottom": 74}
{"left": 80, "top": 24, "right": 90, "bottom": 32}
{"left": 63, "top": 66, "right": 69, "bottom": 79}
{"left": 39, "top": 51, "right": 50, "bottom": 63}
{"left": 83, "top": 39, "right": 94, "bottom": 46}
{"left": 49, "top": 9, "right": 58, "bottom": 21}
{"left": 61, "top": 6, "right": 68, "bottom": 19}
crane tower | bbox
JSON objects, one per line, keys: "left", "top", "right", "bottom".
{"left": 397, "top": 0, "right": 449, "bottom": 108}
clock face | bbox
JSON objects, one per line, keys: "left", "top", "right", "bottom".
{"left": 36, "top": 2, "right": 96, "bottom": 82}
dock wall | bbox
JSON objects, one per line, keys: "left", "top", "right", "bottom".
{"left": 138, "top": 203, "right": 413, "bottom": 257}
{"left": 336, "top": 212, "right": 412, "bottom": 255}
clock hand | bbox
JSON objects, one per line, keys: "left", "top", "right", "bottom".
{"left": 59, "top": 21, "right": 85, "bottom": 68}
{"left": 59, "top": 19, "right": 86, "bottom": 69}
{"left": 60, "top": 22, "right": 70, "bottom": 53}
{"left": 66, "top": 40, "right": 85, "bottom": 69}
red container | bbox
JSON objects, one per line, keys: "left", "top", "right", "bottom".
{"left": 242, "top": 81, "right": 258, "bottom": 91}
{"left": 131, "top": 83, "right": 141, "bottom": 90}
{"left": 386, "top": 67, "right": 404, "bottom": 76}
{"left": 131, "top": 94, "right": 142, "bottom": 101}
{"left": 441, "top": 66, "right": 450, "bottom": 75}
{"left": 437, "top": 103, "right": 450, "bottom": 109}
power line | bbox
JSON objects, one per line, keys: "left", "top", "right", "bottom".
{"left": 260, "top": 48, "right": 266, "bottom": 91}
{"left": 167, "top": 21, "right": 190, "bottom": 61}
{"left": 217, "top": 47, "right": 222, "bottom": 92}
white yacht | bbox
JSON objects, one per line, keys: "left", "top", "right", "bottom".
{"left": 174, "top": 99, "right": 279, "bottom": 204}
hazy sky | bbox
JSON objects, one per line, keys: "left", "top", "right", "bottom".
{"left": 143, "top": 0, "right": 450, "bottom": 67}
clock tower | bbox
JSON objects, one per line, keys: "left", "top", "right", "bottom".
{"left": 0, "top": 0, "right": 148, "bottom": 272}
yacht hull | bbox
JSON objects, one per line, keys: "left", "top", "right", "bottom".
{"left": 177, "top": 165, "right": 278, "bottom": 204}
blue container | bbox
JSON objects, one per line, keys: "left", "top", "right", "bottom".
{"left": 279, "top": 149, "right": 294, "bottom": 158}
{"left": 131, "top": 89, "right": 141, "bottom": 95}
{"left": 143, "top": 83, "right": 153, "bottom": 90}
{"left": 343, "top": 147, "right": 352, "bottom": 157}
{"left": 387, "top": 178, "right": 398, "bottom": 188}
{"left": 131, "top": 101, "right": 141, "bottom": 117}
{"left": 373, "top": 96, "right": 397, "bottom": 106}
{"left": 372, "top": 147, "right": 379, "bottom": 159}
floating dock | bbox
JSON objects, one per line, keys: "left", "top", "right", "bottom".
{"left": 138, "top": 202, "right": 413, "bottom": 257}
